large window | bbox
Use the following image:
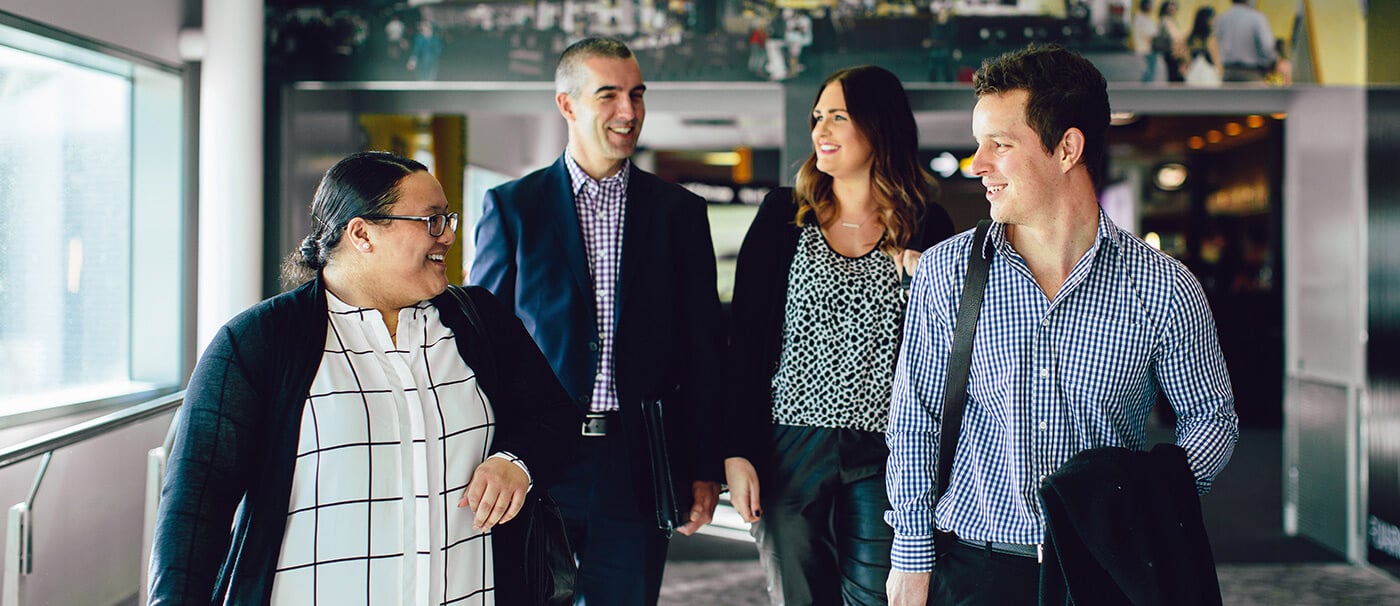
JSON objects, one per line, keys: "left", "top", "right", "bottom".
{"left": 0, "top": 19, "right": 184, "bottom": 421}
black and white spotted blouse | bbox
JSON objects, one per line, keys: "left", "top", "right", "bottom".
{"left": 769, "top": 224, "right": 909, "bottom": 433}
{"left": 270, "top": 291, "right": 509, "bottom": 605}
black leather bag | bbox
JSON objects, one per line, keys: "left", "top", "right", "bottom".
{"left": 446, "top": 286, "right": 578, "bottom": 606}
{"left": 492, "top": 492, "right": 577, "bottom": 606}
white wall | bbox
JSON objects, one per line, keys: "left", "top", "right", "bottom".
{"left": 1282, "top": 87, "right": 1369, "bottom": 561}
{"left": 467, "top": 113, "right": 568, "bottom": 179}
{"left": 5, "top": 0, "right": 184, "bottom": 64}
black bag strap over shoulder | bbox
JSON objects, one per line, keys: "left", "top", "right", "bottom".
{"left": 936, "top": 219, "right": 993, "bottom": 501}
{"left": 446, "top": 285, "right": 485, "bottom": 339}
{"left": 446, "top": 285, "right": 495, "bottom": 377}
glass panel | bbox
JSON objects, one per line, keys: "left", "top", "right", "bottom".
{"left": 0, "top": 42, "right": 133, "bottom": 408}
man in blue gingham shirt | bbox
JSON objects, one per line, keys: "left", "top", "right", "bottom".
{"left": 885, "top": 45, "right": 1239, "bottom": 605}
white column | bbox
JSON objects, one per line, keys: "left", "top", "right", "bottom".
{"left": 196, "top": 0, "right": 263, "bottom": 350}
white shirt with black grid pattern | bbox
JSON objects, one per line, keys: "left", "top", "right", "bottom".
{"left": 270, "top": 292, "right": 518, "bottom": 605}
{"left": 885, "top": 210, "right": 1238, "bottom": 573}
{"left": 564, "top": 151, "right": 629, "bottom": 413}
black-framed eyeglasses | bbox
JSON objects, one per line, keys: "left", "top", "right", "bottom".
{"left": 362, "top": 212, "right": 459, "bottom": 237}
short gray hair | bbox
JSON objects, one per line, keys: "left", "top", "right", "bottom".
{"left": 555, "top": 37, "right": 634, "bottom": 97}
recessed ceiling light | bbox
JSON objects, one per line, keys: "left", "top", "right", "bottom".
{"left": 1154, "top": 163, "right": 1188, "bottom": 191}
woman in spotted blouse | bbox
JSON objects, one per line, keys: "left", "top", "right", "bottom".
{"left": 149, "top": 151, "right": 578, "bottom": 605}
{"left": 722, "top": 65, "right": 954, "bottom": 605}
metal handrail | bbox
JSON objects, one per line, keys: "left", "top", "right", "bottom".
{"left": 2, "top": 391, "right": 184, "bottom": 606}
{"left": 0, "top": 391, "right": 184, "bottom": 471}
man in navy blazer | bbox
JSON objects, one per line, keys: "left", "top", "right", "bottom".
{"left": 469, "top": 37, "right": 725, "bottom": 605}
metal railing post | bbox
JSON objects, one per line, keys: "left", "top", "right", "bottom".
{"left": 140, "top": 405, "right": 181, "bottom": 606}
{"left": 0, "top": 391, "right": 183, "bottom": 606}
{"left": 140, "top": 446, "right": 167, "bottom": 606}
{"left": 4, "top": 503, "right": 26, "bottom": 606}
{"left": 2, "top": 451, "right": 53, "bottom": 606}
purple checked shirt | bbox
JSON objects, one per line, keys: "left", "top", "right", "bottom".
{"left": 565, "top": 152, "right": 628, "bottom": 413}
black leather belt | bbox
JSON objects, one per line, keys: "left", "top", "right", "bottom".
{"left": 581, "top": 412, "right": 617, "bottom": 437}
{"left": 956, "top": 537, "right": 1043, "bottom": 562}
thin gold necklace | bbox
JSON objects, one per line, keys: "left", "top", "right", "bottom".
{"left": 839, "top": 209, "right": 876, "bottom": 229}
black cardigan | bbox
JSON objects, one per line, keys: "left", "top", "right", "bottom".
{"left": 148, "top": 277, "right": 580, "bottom": 605}
{"left": 722, "top": 187, "right": 954, "bottom": 466}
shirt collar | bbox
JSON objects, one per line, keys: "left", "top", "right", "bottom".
{"left": 324, "top": 289, "right": 431, "bottom": 320}
{"left": 985, "top": 207, "right": 1123, "bottom": 258}
{"left": 563, "top": 151, "right": 630, "bottom": 196}
{"left": 1096, "top": 208, "right": 1126, "bottom": 252}
{"left": 325, "top": 289, "right": 369, "bottom": 314}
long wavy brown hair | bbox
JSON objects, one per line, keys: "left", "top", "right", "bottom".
{"left": 793, "top": 65, "right": 936, "bottom": 255}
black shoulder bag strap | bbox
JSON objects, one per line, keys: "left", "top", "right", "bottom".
{"left": 447, "top": 285, "right": 483, "bottom": 327}
{"left": 446, "top": 285, "right": 494, "bottom": 379}
{"left": 936, "top": 219, "right": 993, "bottom": 501}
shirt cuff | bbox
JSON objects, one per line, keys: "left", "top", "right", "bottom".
{"left": 489, "top": 451, "right": 533, "bottom": 491}
{"left": 890, "top": 533, "right": 937, "bottom": 573}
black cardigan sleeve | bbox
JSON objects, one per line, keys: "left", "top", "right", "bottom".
{"left": 459, "top": 286, "right": 581, "bottom": 488}
{"left": 722, "top": 189, "right": 801, "bottom": 465}
{"left": 913, "top": 197, "right": 956, "bottom": 251}
{"left": 148, "top": 308, "right": 279, "bottom": 605}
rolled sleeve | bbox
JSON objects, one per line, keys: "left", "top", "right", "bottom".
{"left": 1158, "top": 265, "right": 1239, "bottom": 494}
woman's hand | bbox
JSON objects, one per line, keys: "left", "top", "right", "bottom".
{"left": 896, "top": 249, "right": 923, "bottom": 283}
{"left": 724, "top": 457, "right": 762, "bottom": 523}
{"left": 459, "top": 457, "right": 530, "bottom": 531}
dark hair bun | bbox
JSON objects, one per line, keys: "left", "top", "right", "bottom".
{"left": 299, "top": 234, "right": 323, "bottom": 270}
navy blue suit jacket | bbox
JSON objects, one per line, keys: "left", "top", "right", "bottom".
{"left": 469, "top": 156, "right": 726, "bottom": 512}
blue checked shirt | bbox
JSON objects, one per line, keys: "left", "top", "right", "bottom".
{"left": 565, "top": 152, "right": 628, "bottom": 413}
{"left": 885, "top": 211, "right": 1238, "bottom": 572}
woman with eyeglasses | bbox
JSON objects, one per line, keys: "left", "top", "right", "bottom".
{"left": 149, "top": 150, "right": 579, "bottom": 605}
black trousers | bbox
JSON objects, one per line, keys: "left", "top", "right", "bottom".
{"left": 928, "top": 533, "right": 1040, "bottom": 605}
{"left": 549, "top": 430, "right": 670, "bottom": 606}
{"left": 753, "top": 425, "right": 893, "bottom": 606}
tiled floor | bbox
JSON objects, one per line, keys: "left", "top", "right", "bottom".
{"left": 658, "top": 427, "right": 1400, "bottom": 604}
{"left": 659, "top": 557, "right": 1400, "bottom": 605}
{"left": 1216, "top": 563, "right": 1400, "bottom": 605}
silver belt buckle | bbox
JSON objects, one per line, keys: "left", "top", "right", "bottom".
{"left": 582, "top": 413, "right": 609, "bottom": 437}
